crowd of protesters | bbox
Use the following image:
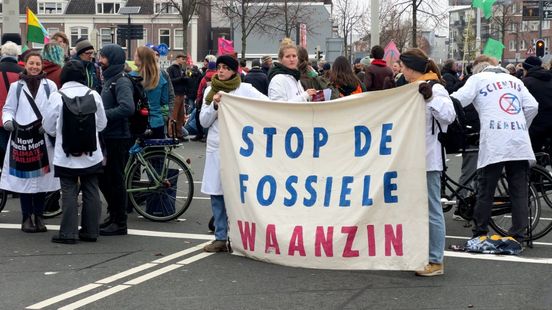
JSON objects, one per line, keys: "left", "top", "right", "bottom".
{"left": 0, "top": 31, "right": 550, "bottom": 278}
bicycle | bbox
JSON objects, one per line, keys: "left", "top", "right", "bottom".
{"left": 125, "top": 132, "right": 194, "bottom": 222}
{"left": 441, "top": 151, "right": 552, "bottom": 242}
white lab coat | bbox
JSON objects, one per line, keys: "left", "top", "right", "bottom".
{"left": 199, "top": 83, "right": 268, "bottom": 195}
{"left": 451, "top": 72, "right": 539, "bottom": 169}
{"left": 42, "top": 82, "right": 107, "bottom": 169}
{"left": 268, "top": 74, "right": 309, "bottom": 102}
{"left": 426, "top": 83, "right": 456, "bottom": 171}
{"left": 0, "top": 78, "right": 60, "bottom": 193}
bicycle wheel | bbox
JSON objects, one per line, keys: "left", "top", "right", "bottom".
{"left": 0, "top": 189, "right": 7, "bottom": 213}
{"left": 43, "top": 190, "right": 62, "bottom": 218}
{"left": 489, "top": 178, "right": 546, "bottom": 240}
{"left": 126, "top": 151, "right": 194, "bottom": 222}
{"left": 530, "top": 165, "right": 552, "bottom": 208}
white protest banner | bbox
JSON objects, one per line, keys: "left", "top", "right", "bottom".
{"left": 219, "top": 83, "right": 428, "bottom": 270}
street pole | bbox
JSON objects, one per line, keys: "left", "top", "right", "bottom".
{"left": 370, "top": 0, "right": 380, "bottom": 46}
{"left": 475, "top": 8, "right": 481, "bottom": 56}
{"left": 539, "top": 0, "right": 544, "bottom": 39}
{"left": 127, "top": 14, "right": 132, "bottom": 60}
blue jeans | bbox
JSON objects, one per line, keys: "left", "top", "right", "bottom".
{"left": 427, "top": 171, "right": 445, "bottom": 264}
{"left": 211, "top": 195, "right": 228, "bottom": 240}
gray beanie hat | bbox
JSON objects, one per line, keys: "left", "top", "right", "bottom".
{"left": 75, "top": 40, "right": 94, "bottom": 56}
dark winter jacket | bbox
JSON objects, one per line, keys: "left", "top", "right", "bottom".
{"left": 72, "top": 55, "right": 102, "bottom": 93}
{"left": 0, "top": 57, "right": 23, "bottom": 125}
{"left": 523, "top": 67, "right": 552, "bottom": 132}
{"left": 42, "top": 60, "right": 62, "bottom": 88}
{"left": 244, "top": 67, "right": 269, "bottom": 95}
{"left": 442, "top": 68, "right": 462, "bottom": 94}
{"left": 99, "top": 44, "right": 134, "bottom": 139}
{"left": 364, "top": 59, "right": 394, "bottom": 91}
{"left": 166, "top": 63, "right": 188, "bottom": 95}
{"left": 185, "top": 67, "right": 202, "bottom": 100}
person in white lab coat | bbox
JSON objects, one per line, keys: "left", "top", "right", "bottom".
{"left": 451, "top": 62, "right": 539, "bottom": 245}
{"left": 400, "top": 48, "right": 456, "bottom": 277}
{"left": 199, "top": 55, "right": 267, "bottom": 252}
{"left": 0, "top": 52, "right": 60, "bottom": 233}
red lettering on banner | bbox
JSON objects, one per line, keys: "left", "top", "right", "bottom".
{"left": 384, "top": 224, "right": 403, "bottom": 256}
{"left": 265, "top": 224, "right": 281, "bottom": 254}
{"left": 341, "top": 226, "right": 359, "bottom": 257}
{"left": 366, "top": 225, "right": 376, "bottom": 256}
{"left": 314, "top": 226, "right": 334, "bottom": 257}
{"left": 238, "top": 220, "right": 256, "bottom": 251}
{"left": 288, "top": 226, "right": 306, "bottom": 256}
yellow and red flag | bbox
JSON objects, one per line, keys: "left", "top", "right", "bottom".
{"left": 26, "top": 7, "right": 50, "bottom": 44}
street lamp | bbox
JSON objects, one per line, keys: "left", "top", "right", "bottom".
{"left": 111, "top": 30, "right": 115, "bottom": 43}
{"left": 118, "top": 6, "right": 141, "bottom": 60}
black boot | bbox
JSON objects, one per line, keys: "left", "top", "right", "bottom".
{"left": 34, "top": 214, "right": 47, "bottom": 232}
{"left": 21, "top": 217, "right": 37, "bottom": 233}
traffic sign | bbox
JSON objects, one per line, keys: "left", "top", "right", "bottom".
{"left": 157, "top": 43, "right": 169, "bottom": 56}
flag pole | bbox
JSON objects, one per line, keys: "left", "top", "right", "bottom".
{"left": 475, "top": 8, "right": 481, "bottom": 56}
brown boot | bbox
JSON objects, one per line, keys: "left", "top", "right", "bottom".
{"left": 34, "top": 214, "right": 47, "bottom": 232}
{"left": 21, "top": 217, "right": 37, "bottom": 233}
{"left": 203, "top": 240, "right": 228, "bottom": 252}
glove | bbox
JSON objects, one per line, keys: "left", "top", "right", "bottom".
{"left": 3, "top": 120, "right": 14, "bottom": 132}
{"left": 418, "top": 82, "right": 433, "bottom": 100}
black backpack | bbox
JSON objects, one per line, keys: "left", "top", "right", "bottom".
{"left": 109, "top": 73, "right": 149, "bottom": 135}
{"left": 428, "top": 81, "right": 468, "bottom": 154}
{"left": 59, "top": 90, "right": 97, "bottom": 157}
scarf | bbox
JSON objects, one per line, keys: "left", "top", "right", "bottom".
{"left": 20, "top": 71, "right": 46, "bottom": 98}
{"left": 268, "top": 62, "right": 301, "bottom": 82}
{"left": 414, "top": 71, "right": 439, "bottom": 82}
{"left": 205, "top": 74, "right": 241, "bottom": 105}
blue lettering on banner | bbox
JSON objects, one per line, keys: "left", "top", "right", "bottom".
{"left": 239, "top": 174, "right": 249, "bottom": 203}
{"left": 380, "top": 123, "right": 393, "bottom": 155}
{"left": 339, "top": 176, "right": 354, "bottom": 207}
{"left": 313, "top": 127, "right": 328, "bottom": 158}
{"left": 285, "top": 127, "right": 304, "bottom": 158}
{"left": 257, "top": 175, "right": 276, "bottom": 206}
{"left": 240, "top": 126, "right": 254, "bottom": 157}
{"left": 284, "top": 175, "right": 298, "bottom": 207}
{"left": 362, "top": 175, "right": 373, "bottom": 206}
{"left": 354, "top": 126, "right": 372, "bottom": 157}
{"left": 303, "top": 175, "right": 318, "bottom": 207}
{"left": 324, "top": 176, "right": 333, "bottom": 207}
{"left": 263, "top": 127, "right": 277, "bottom": 158}
{"left": 384, "top": 171, "right": 398, "bottom": 203}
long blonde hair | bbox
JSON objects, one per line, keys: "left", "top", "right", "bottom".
{"left": 136, "top": 46, "right": 160, "bottom": 90}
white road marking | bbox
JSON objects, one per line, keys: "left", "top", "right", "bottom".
{"left": 176, "top": 252, "right": 213, "bottom": 265}
{"left": 95, "top": 263, "right": 158, "bottom": 284}
{"left": 26, "top": 284, "right": 103, "bottom": 309}
{"left": 127, "top": 229, "right": 213, "bottom": 240}
{"left": 445, "top": 250, "right": 552, "bottom": 264}
{"left": 123, "top": 264, "right": 182, "bottom": 285}
{"left": 152, "top": 242, "right": 210, "bottom": 263}
{"left": 57, "top": 285, "right": 131, "bottom": 310}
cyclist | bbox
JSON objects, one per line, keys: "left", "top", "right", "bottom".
{"left": 451, "top": 62, "right": 539, "bottom": 243}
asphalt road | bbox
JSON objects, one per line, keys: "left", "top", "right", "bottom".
{"left": 1, "top": 141, "right": 552, "bottom": 310}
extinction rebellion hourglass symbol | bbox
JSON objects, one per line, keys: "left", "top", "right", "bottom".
{"left": 499, "top": 93, "right": 521, "bottom": 115}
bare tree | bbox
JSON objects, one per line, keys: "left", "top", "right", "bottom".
{"left": 159, "top": 0, "right": 208, "bottom": 51}
{"left": 489, "top": 1, "right": 517, "bottom": 62}
{"left": 333, "top": 0, "right": 366, "bottom": 59}
{"left": 379, "top": 8, "right": 411, "bottom": 51}
{"left": 216, "top": 0, "right": 275, "bottom": 59}
{"left": 267, "top": 0, "right": 317, "bottom": 39}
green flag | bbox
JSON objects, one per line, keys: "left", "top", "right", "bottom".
{"left": 483, "top": 38, "right": 505, "bottom": 60}
{"left": 472, "top": 0, "right": 496, "bottom": 19}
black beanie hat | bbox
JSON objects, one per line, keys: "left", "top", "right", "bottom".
{"left": 523, "top": 56, "right": 542, "bottom": 71}
{"left": 2, "top": 33, "right": 21, "bottom": 45}
{"left": 216, "top": 55, "right": 239, "bottom": 72}
{"left": 60, "top": 60, "right": 87, "bottom": 85}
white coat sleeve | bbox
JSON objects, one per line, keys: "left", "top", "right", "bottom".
{"left": 93, "top": 91, "right": 108, "bottom": 132}
{"left": 520, "top": 86, "right": 539, "bottom": 127}
{"left": 199, "top": 86, "right": 218, "bottom": 129}
{"left": 2, "top": 82, "right": 18, "bottom": 124}
{"left": 42, "top": 93, "right": 61, "bottom": 136}
{"left": 268, "top": 75, "right": 308, "bottom": 102}
{"left": 450, "top": 75, "right": 478, "bottom": 108}
{"left": 428, "top": 84, "right": 456, "bottom": 125}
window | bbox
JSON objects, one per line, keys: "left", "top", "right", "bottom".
{"left": 100, "top": 28, "right": 114, "bottom": 47}
{"left": 159, "top": 29, "right": 170, "bottom": 46}
{"left": 70, "top": 27, "right": 88, "bottom": 47}
{"left": 155, "top": 1, "right": 179, "bottom": 14}
{"left": 520, "top": 40, "right": 527, "bottom": 50}
{"left": 38, "top": 1, "right": 64, "bottom": 14}
{"left": 509, "top": 40, "right": 516, "bottom": 51}
{"left": 96, "top": 2, "right": 122, "bottom": 14}
{"left": 530, "top": 21, "right": 539, "bottom": 31}
{"left": 174, "top": 29, "right": 183, "bottom": 50}
{"left": 544, "top": 21, "right": 551, "bottom": 30}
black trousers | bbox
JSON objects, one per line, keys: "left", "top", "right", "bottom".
{"left": 98, "top": 138, "right": 132, "bottom": 225}
{"left": 472, "top": 160, "right": 529, "bottom": 240}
